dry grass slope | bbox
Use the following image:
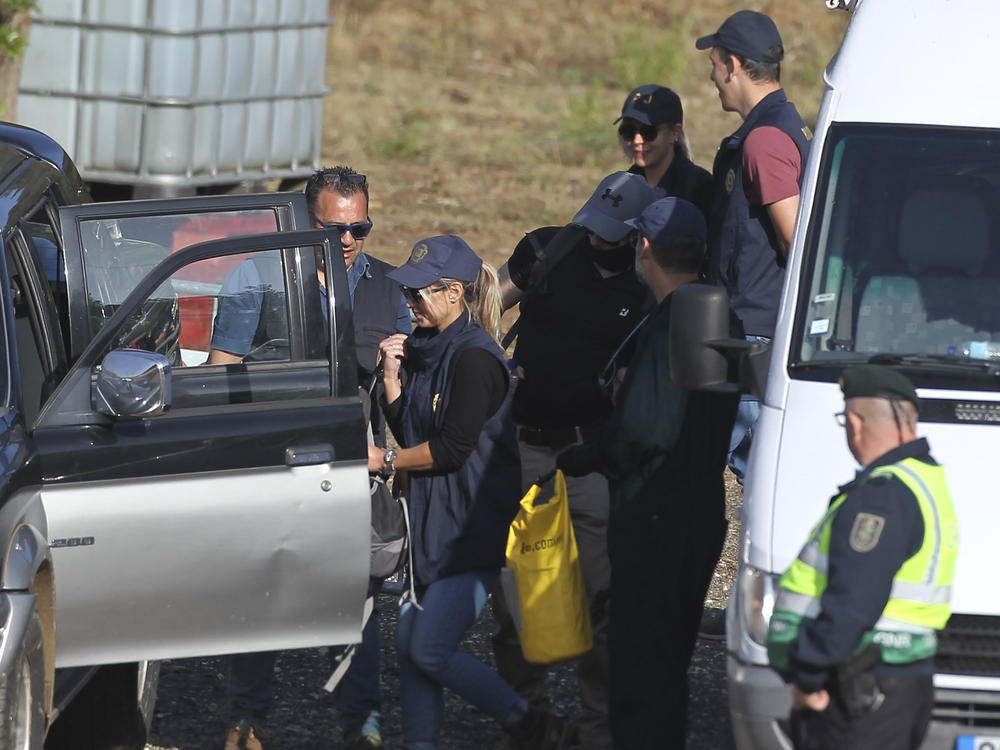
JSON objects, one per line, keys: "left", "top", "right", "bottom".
{"left": 323, "top": 0, "right": 847, "bottom": 271}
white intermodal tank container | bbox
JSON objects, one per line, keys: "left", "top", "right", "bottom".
{"left": 17, "top": 0, "right": 330, "bottom": 195}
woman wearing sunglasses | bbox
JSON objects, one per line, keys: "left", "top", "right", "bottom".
{"left": 617, "top": 83, "right": 713, "bottom": 218}
{"left": 368, "top": 235, "right": 566, "bottom": 749}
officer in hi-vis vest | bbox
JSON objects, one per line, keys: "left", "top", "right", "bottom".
{"left": 767, "top": 365, "right": 958, "bottom": 750}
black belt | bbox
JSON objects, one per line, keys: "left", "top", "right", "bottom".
{"left": 517, "top": 424, "right": 597, "bottom": 449}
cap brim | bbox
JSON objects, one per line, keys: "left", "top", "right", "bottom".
{"left": 695, "top": 34, "right": 718, "bottom": 50}
{"left": 572, "top": 211, "right": 630, "bottom": 243}
{"left": 618, "top": 110, "right": 654, "bottom": 126}
{"left": 387, "top": 264, "right": 440, "bottom": 289}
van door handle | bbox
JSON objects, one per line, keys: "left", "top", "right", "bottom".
{"left": 285, "top": 444, "right": 334, "bottom": 466}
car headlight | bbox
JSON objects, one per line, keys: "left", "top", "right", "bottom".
{"left": 738, "top": 565, "right": 778, "bottom": 645}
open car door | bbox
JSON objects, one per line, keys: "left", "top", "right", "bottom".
{"left": 32, "top": 224, "right": 369, "bottom": 668}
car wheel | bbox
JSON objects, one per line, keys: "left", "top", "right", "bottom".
{"left": 0, "top": 610, "right": 45, "bottom": 750}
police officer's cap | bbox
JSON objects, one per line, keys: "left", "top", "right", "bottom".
{"left": 839, "top": 365, "right": 920, "bottom": 412}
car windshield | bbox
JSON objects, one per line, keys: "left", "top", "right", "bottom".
{"left": 793, "top": 124, "right": 1000, "bottom": 387}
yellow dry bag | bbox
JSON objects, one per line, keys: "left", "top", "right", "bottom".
{"left": 503, "top": 470, "right": 593, "bottom": 664}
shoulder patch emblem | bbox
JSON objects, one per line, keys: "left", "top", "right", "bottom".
{"left": 725, "top": 168, "right": 736, "bottom": 194}
{"left": 849, "top": 512, "right": 886, "bottom": 553}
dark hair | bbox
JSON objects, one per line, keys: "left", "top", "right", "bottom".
{"left": 719, "top": 45, "right": 781, "bottom": 83}
{"left": 648, "top": 235, "right": 705, "bottom": 274}
{"left": 305, "top": 166, "right": 369, "bottom": 211}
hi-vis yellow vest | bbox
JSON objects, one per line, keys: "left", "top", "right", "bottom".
{"left": 768, "top": 457, "right": 959, "bottom": 669}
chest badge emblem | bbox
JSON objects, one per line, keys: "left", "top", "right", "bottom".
{"left": 725, "top": 168, "right": 736, "bottom": 195}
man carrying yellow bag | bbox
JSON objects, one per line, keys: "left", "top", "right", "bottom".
{"left": 504, "top": 469, "right": 593, "bottom": 665}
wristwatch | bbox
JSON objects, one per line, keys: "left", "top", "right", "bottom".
{"left": 383, "top": 448, "right": 397, "bottom": 474}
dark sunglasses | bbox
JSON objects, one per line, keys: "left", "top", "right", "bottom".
{"left": 617, "top": 122, "right": 661, "bottom": 141}
{"left": 402, "top": 284, "right": 448, "bottom": 303}
{"left": 310, "top": 215, "right": 374, "bottom": 238}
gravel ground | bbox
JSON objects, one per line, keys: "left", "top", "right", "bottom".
{"left": 146, "top": 474, "right": 742, "bottom": 750}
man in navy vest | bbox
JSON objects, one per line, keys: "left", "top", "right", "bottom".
{"left": 695, "top": 11, "right": 811, "bottom": 485}
{"left": 214, "top": 167, "right": 409, "bottom": 750}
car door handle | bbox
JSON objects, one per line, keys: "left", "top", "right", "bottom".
{"left": 285, "top": 444, "right": 334, "bottom": 466}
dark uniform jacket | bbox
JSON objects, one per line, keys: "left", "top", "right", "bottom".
{"left": 705, "top": 89, "right": 810, "bottom": 338}
{"left": 629, "top": 151, "right": 713, "bottom": 219}
{"left": 592, "top": 285, "right": 739, "bottom": 513}
{"left": 790, "top": 438, "right": 935, "bottom": 694}
{"left": 395, "top": 315, "right": 521, "bottom": 587}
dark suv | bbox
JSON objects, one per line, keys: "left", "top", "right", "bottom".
{"left": 0, "top": 123, "right": 370, "bottom": 749}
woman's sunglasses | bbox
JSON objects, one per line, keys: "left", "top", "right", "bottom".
{"left": 310, "top": 215, "right": 374, "bottom": 239}
{"left": 402, "top": 284, "right": 449, "bottom": 303}
{"left": 617, "top": 123, "right": 661, "bottom": 142}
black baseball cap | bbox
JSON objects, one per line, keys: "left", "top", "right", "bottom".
{"left": 839, "top": 365, "right": 920, "bottom": 412}
{"left": 615, "top": 85, "right": 683, "bottom": 126}
{"left": 695, "top": 10, "right": 784, "bottom": 63}
{"left": 388, "top": 235, "right": 482, "bottom": 288}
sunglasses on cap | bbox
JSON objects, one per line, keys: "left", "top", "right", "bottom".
{"left": 617, "top": 123, "right": 661, "bottom": 141}
{"left": 401, "top": 284, "right": 449, "bottom": 303}
{"left": 310, "top": 215, "right": 374, "bottom": 239}
{"left": 318, "top": 171, "right": 368, "bottom": 189}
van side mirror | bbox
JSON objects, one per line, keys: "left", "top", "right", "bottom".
{"left": 669, "top": 284, "right": 768, "bottom": 397}
{"left": 93, "top": 349, "right": 172, "bottom": 417}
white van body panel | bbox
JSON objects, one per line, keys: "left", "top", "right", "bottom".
{"left": 727, "top": 1, "right": 1000, "bottom": 747}
{"left": 828, "top": 0, "right": 1000, "bottom": 128}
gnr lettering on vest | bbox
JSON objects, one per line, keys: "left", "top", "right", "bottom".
{"left": 519, "top": 534, "right": 563, "bottom": 554}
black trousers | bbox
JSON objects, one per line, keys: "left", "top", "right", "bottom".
{"left": 607, "top": 498, "right": 727, "bottom": 750}
{"left": 791, "top": 674, "right": 934, "bottom": 750}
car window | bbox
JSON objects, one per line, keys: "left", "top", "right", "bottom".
{"left": 103, "top": 243, "right": 331, "bottom": 407}
{"left": 78, "top": 208, "right": 278, "bottom": 344}
{"left": 5, "top": 241, "right": 47, "bottom": 422}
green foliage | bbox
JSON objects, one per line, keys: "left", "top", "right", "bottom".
{"left": 610, "top": 17, "right": 691, "bottom": 90}
{"left": 0, "top": 0, "right": 37, "bottom": 58}
{"left": 556, "top": 76, "right": 616, "bottom": 165}
{"left": 365, "top": 109, "right": 431, "bottom": 160}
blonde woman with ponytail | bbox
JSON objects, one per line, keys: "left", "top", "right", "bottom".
{"left": 368, "top": 236, "right": 565, "bottom": 748}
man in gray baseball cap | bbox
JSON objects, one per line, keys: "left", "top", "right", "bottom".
{"left": 490, "top": 171, "right": 655, "bottom": 749}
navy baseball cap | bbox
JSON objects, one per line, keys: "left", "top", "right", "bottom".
{"left": 695, "top": 10, "right": 784, "bottom": 63}
{"left": 616, "top": 85, "right": 683, "bottom": 126}
{"left": 626, "top": 197, "right": 706, "bottom": 248}
{"left": 572, "top": 172, "right": 656, "bottom": 243}
{"left": 388, "top": 235, "right": 482, "bottom": 288}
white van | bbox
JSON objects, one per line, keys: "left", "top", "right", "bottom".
{"left": 717, "top": 1, "right": 1000, "bottom": 747}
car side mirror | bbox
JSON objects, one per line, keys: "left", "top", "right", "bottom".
{"left": 93, "top": 349, "right": 172, "bottom": 417}
{"left": 669, "top": 284, "right": 768, "bottom": 396}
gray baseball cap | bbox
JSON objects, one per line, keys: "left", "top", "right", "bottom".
{"left": 572, "top": 172, "right": 656, "bottom": 243}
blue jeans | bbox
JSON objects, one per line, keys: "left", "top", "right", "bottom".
{"left": 328, "top": 580, "right": 383, "bottom": 737}
{"left": 397, "top": 569, "right": 526, "bottom": 749}
{"left": 228, "top": 578, "right": 382, "bottom": 733}
{"left": 727, "top": 336, "right": 770, "bottom": 483}
{"left": 227, "top": 650, "right": 278, "bottom": 726}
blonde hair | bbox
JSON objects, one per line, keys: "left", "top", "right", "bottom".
{"left": 434, "top": 262, "right": 503, "bottom": 343}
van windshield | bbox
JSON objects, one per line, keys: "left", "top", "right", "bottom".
{"left": 793, "top": 124, "right": 1000, "bottom": 387}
